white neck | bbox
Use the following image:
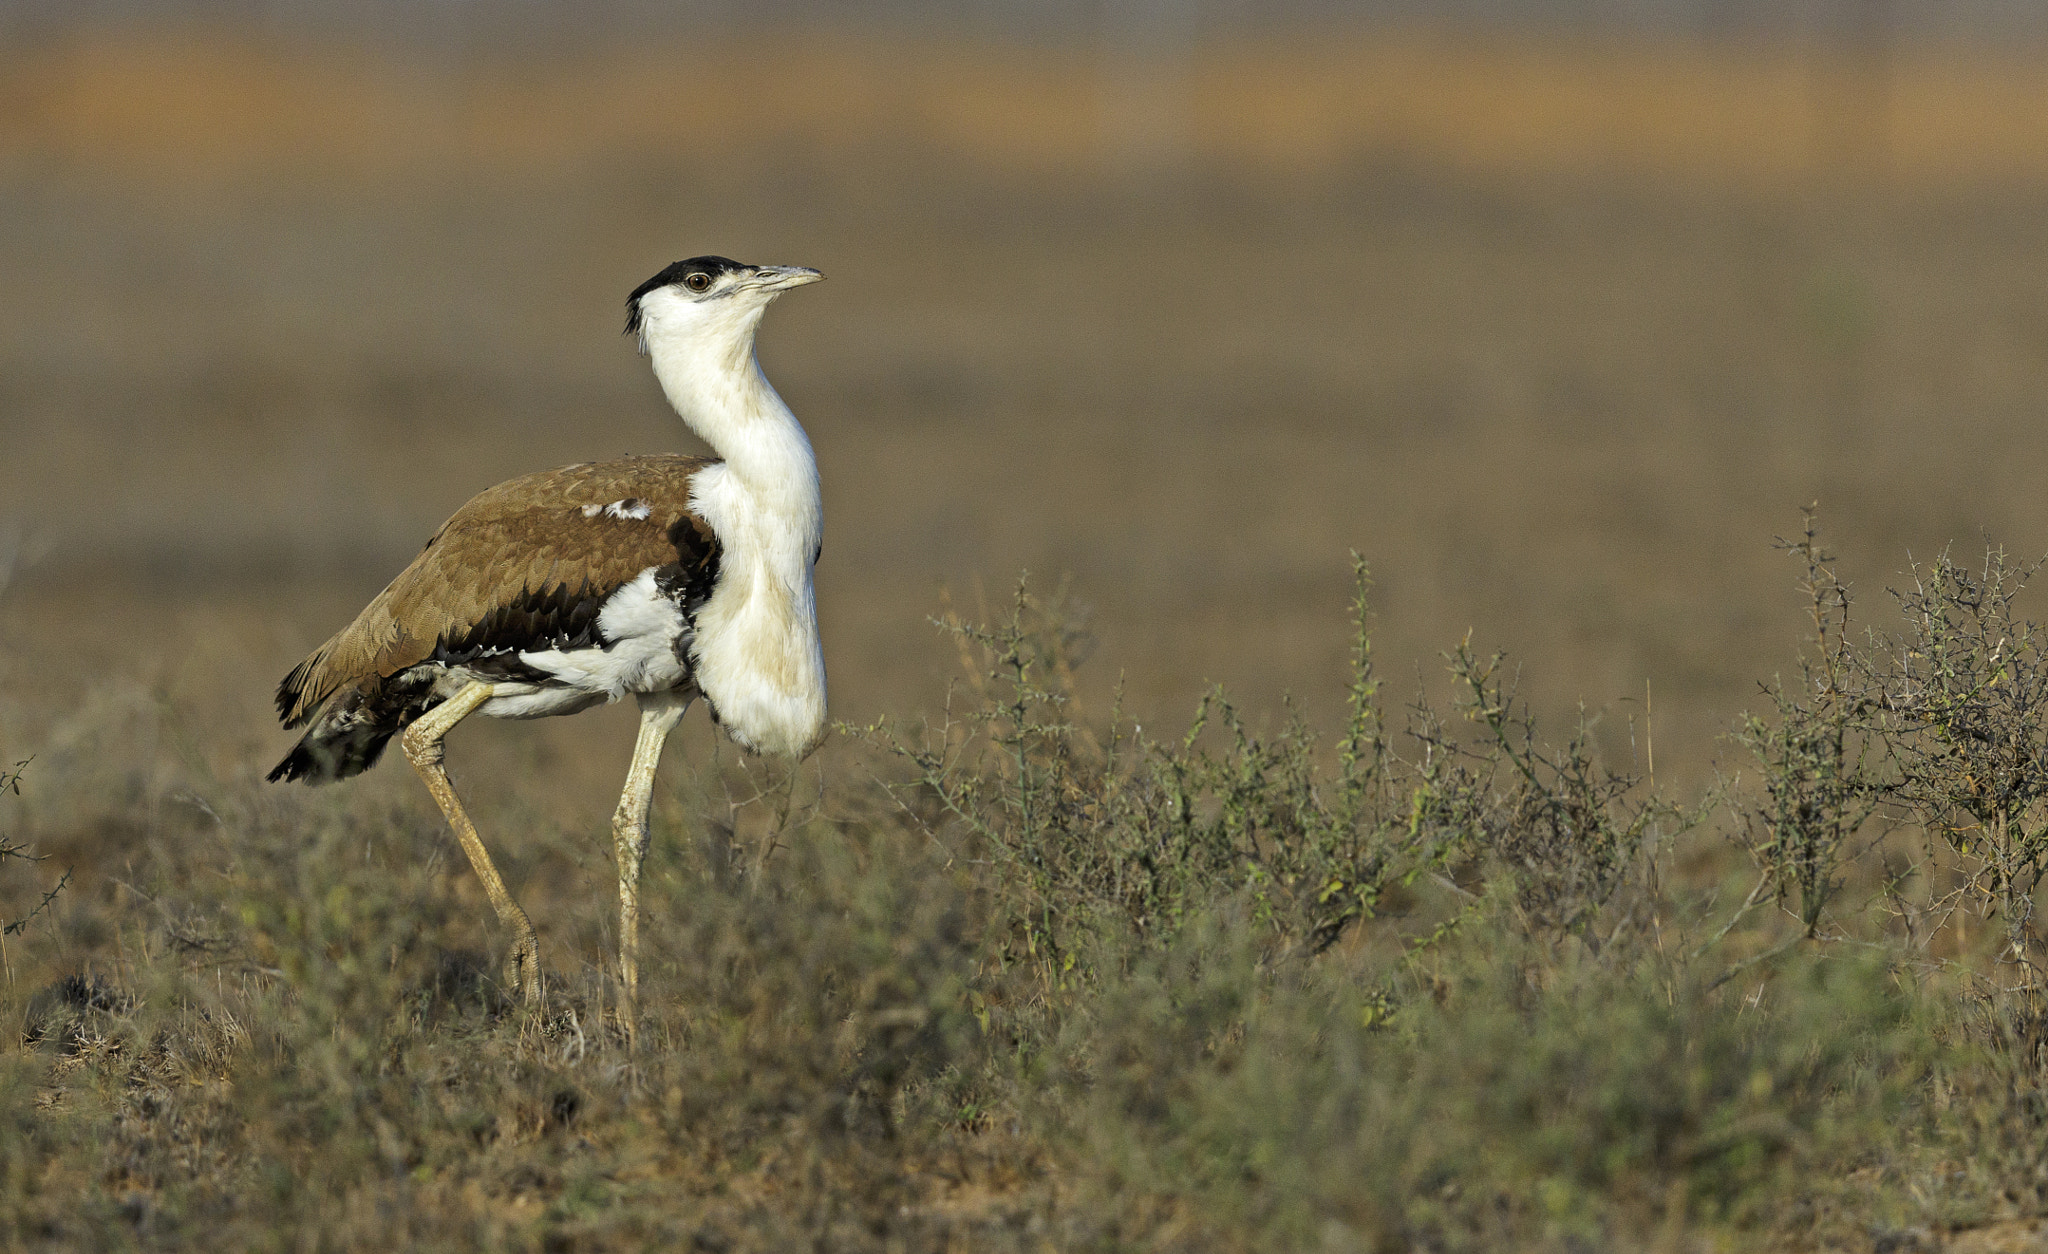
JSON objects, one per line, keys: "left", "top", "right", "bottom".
{"left": 633, "top": 282, "right": 829, "bottom": 758}
{"left": 639, "top": 292, "right": 821, "bottom": 545}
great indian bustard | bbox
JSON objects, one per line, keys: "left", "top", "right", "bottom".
{"left": 268, "top": 256, "right": 827, "bottom": 1025}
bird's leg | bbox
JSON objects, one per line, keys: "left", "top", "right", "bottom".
{"left": 612, "top": 690, "right": 689, "bottom": 1046}
{"left": 400, "top": 681, "right": 544, "bottom": 1008}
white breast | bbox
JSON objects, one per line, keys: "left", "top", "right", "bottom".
{"left": 687, "top": 461, "right": 827, "bottom": 757}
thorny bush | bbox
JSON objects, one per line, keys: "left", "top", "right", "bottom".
{"left": 0, "top": 760, "right": 67, "bottom": 950}
{"left": 1730, "top": 519, "right": 2048, "bottom": 979}
{"left": 859, "top": 559, "right": 1689, "bottom": 994}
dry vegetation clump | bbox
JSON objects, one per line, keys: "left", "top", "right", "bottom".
{"left": 15, "top": 538, "right": 2048, "bottom": 1249}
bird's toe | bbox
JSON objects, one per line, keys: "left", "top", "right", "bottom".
{"left": 505, "top": 935, "right": 544, "bottom": 1008}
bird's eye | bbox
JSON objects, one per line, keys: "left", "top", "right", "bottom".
{"left": 684, "top": 272, "right": 712, "bottom": 293}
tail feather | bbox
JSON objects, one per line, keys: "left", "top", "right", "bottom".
{"left": 267, "top": 690, "right": 396, "bottom": 784}
{"left": 275, "top": 646, "right": 335, "bottom": 730}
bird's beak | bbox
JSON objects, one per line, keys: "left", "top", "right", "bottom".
{"left": 747, "top": 265, "right": 824, "bottom": 292}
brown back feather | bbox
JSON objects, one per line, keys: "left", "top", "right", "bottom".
{"left": 276, "top": 455, "right": 719, "bottom": 729}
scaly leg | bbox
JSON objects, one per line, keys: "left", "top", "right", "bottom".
{"left": 612, "top": 690, "right": 689, "bottom": 1044}
{"left": 401, "top": 681, "right": 544, "bottom": 1007}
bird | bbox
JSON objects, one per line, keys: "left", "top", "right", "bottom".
{"left": 267, "top": 256, "right": 828, "bottom": 1030}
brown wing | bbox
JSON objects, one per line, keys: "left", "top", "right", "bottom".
{"left": 276, "top": 455, "right": 720, "bottom": 728}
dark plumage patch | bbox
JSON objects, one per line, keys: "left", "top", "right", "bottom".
{"left": 624, "top": 255, "right": 750, "bottom": 335}
{"left": 267, "top": 671, "right": 438, "bottom": 783}
{"left": 654, "top": 512, "right": 721, "bottom": 656}
{"left": 431, "top": 580, "right": 610, "bottom": 667}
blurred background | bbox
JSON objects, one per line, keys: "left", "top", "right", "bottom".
{"left": 6, "top": 0, "right": 2048, "bottom": 828}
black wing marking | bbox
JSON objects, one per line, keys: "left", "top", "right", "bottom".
{"left": 428, "top": 579, "right": 611, "bottom": 678}
{"left": 655, "top": 514, "right": 721, "bottom": 671}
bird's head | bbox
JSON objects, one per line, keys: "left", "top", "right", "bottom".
{"left": 625, "top": 256, "right": 823, "bottom": 358}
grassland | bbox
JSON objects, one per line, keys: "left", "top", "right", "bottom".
{"left": 9, "top": 27, "right": 2048, "bottom": 1251}
{"left": 13, "top": 554, "right": 2048, "bottom": 1251}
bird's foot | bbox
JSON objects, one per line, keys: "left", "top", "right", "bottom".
{"left": 505, "top": 931, "right": 544, "bottom": 1008}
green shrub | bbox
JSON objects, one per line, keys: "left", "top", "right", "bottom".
{"left": 859, "top": 562, "right": 1684, "bottom": 996}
